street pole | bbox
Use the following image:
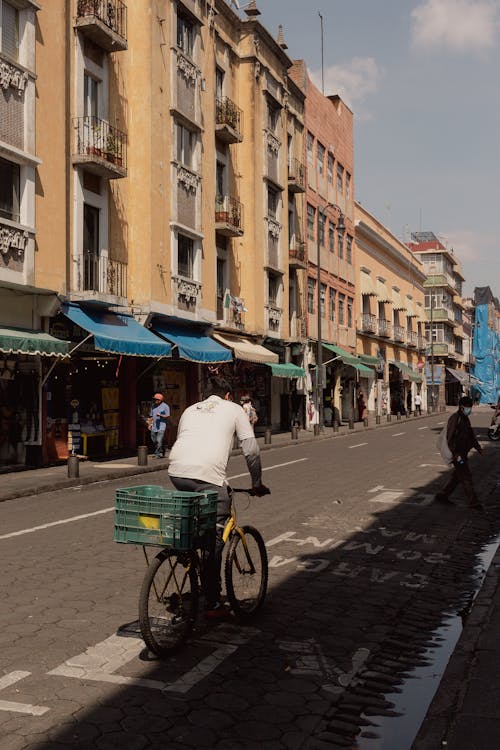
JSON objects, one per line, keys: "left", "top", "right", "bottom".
{"left": 430, "top": 287, "right": 435, "bottom": 410}
{"left": 316, "top": 206, "right": 323, "bottom": 431}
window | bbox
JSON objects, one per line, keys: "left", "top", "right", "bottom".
{"left": 267, "top": 101, "right": 280, "bottom": 132}
{"left": 307, "top": 132, "right": 314, "bottom": 166}
{"left": 320, "top": 283, "right": 326, "bottom": 318}
{"left": 0, "top": 157, "right": 20, "bottom": 222}
{"left": 347, "top": 298, "right": 353, "bottom": 328}
{"left": 327, "top": 153, "right": 334, "bottom": 183}
{"left": 84, "top": 74, "right": 99, "bottom": 118}
{"left": 336, "top": 163, "right": 344, "bottom": 193}
{"left": 1, "top": 1, "right": 19, "bottom": 61}
{"left": 83, "top": 204, "right": 99, "bottom": 254}
{"left": 338, "top": 228, "right": 344, "bottom": 259}
{"left": 306, "top": 203, "right": 315, "bottom": 240}
{"left": 215, "top": 67, "right": 224, "bottom": 99}
{"left": 268, "top": 273, "right": 279, "bottom": 305}
{"left": 317, "top": 142, "right": 325, "bottom": 176}
{"left": 318, "top": 211, "right": 325, "bottom": 246}
{"left": 267, "top": 187, "right": 278, "bottom": 219}
{"left": 307, "top": 278, "right": 315, "bottom": 314}
{"left": 329, "top": 223, "right": 335, "bottom": 252}
{"left": 338, "top": 293, "right": 345, "bottom": 325}
{"left": 346, "top": 172, "right": 351, "bottom": 200}
{"left": 178, "top": 234, "right": 194, "bottom": 278}
{"left": 177, "top": 14, "right": 194, "bottom": 57}
{"left": 216, "top": 161, "right": 225, "bottom": 201}
{"left": 216, "top": 256, "right": 226, "bottom": 318}
{"left": 329, "top": 289, "right": 336, "bottom": 321}
{"left": 177, "top": 124, "right": 195, "bottom": 168}
{"left": 346, "top": 235, "right": 352, "bottom": 264}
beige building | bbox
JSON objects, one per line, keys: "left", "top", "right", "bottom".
{"left": 355, "top": 203, "right": 427, "bottom": 416}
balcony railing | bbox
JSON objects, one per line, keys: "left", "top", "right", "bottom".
{"left": 289, "top": 241, "right": 306, "bottom": 268}
{"left": 407, "top": 330, "right": 418, "bottom": 347}
{"left": 76, "top": 0, "right": 127, "bottom": 51}
{"left": 417, "top": 335, "right": 427, "bottom": 350}
{"left": 215, "top": 195, "right": 243, "bottom": 236}
{"left": 288, "top": 157, "right": 306, "bottom": 192}
{"left": 361, "top": 313, "right": 377, "bottom": 333}
{"left": 76, "top": 252, "right": 127, "bottom": 297}
{"left": 378, "top": 319, "right": 392, "bottom": 338}
{"left": 393, "top": 324, "right": 406, "bottom": 342}
{"left": 215, "top": 97, "right": 242, "bottom": 143}
{"left": 73, "top": 116, "right": 127, "bottom": 178}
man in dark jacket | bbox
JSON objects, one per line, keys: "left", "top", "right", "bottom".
{"left": 435, "top": 396, "right": 483, "bottom": 508}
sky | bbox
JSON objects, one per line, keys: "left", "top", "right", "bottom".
{"left": 238, "top": 0, "right": 500, "bottom": 298}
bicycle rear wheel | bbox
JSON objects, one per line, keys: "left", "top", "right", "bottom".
{"left": 225, "top": 525, "right": 268, "bottom": 620}
{"left": 139, "top": 548, "right": 199, "bottom": 657}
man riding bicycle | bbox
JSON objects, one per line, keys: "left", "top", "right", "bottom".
{"left": 167, "top": 377, "right": 270, "bottom": 617}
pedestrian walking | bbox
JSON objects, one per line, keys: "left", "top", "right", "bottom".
{"left": 357, "top": 389, "right": 366, "bottom": 421}
{"left": 414, "top": 392, "right": 422, "bottom": 415}
{"left": 148, "top": 392, "right": 170, "bottom": 458}
{"left": 435, "top": 396, "right": 483, "bottom": 509}
{"left": 240, "top": 394, "right": 258, "bottom": 428}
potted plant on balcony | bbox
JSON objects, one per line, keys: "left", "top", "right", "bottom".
{"left": 78, "top": 0, "right": 96, "bottom": 17}
{"left": 87, "top": 120, "right": 103, "bottom": 156}
{"left": 105, "top": 131, "right": 121, "bottom": 165}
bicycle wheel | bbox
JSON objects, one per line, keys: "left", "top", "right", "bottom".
{"left": 139, "top": 548, "right": 199, "bottom": 657}
{"left": 225, "top": 525, "right": 268, "bottom": 620}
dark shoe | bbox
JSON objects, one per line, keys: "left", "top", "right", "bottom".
{"left": 205, "top": 601, "right": 232, "bottom": 620}
{"left": 434, "top": 493, "right": 454, "bottom": 505}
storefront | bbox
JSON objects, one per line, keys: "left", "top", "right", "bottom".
{"left": 0, "top": 326, "right": 69, "bottom": 468}
{"left": 389, "top": 360, "right": 423, "bottom": 414}
{"left": 323, "top": 344, "right": 375, "bottom": 423}
{"left": 48, "top": 302, "right": 172, "bottom": 460}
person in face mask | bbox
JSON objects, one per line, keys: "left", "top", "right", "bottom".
{"left": 435, "top": 396, "right": 483, "bottom": 509}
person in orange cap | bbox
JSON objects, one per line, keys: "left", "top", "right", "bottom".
{"left": 149, "top": 392, "right": 170, "bottom": 458}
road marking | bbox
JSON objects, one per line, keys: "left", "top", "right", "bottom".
{"left": 367, "top": 485, "right": 385, "bottom": 493}
{"left": 437, "top": 421, "right": 445, "bottom": 425}
{"left": 1, "top": 458, "right": 308, "bottom": 541}
{"left": 418, "top": 426, "right": 429, "bottom": 430}
{"left": 420, "top": 463, "right": 446, "bottom": 468}
{"left": 0, "top": 671, "right": 50, "bottom": 716}
{"left": 392, "top": 432, "right": 405, "bottom": 436}
{"left": 369, "top": 491, "right": 404, "bottom": 504}
{"left": 348, "top": 443, "right": 367, "bottom": 449}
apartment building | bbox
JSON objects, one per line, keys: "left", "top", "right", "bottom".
{"left": 355, "top": 204, "right": 426, "bottom": 416}
{"left": 288, "top": 61, "right": 357, "bottom": 425}
{"left": 408, "top": 231, "right": 468, "bottom": 406}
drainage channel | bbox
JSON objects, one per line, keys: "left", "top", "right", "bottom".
{"left": 355, "top": 534, "right": 500, "bottom": 750}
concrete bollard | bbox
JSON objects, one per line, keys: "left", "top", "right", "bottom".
{"left": 348, "top": 419, "right": 354, "bottom": 430}
{"left": 265, "top": 427, "right": 272, "bottom": 444}
{"left": 397, "top": 412, "right": 401, "bottom": 421}
{"left": 363, "top": 417, "right": 368, "bottom": 427}
{"left": 291, "top": 425, "right": 298, "bottom": 440}
{"left": 313, "top": 424, "right": 320, "bottom": 436}
{"left": 333, "top": 422, "right": 340, "bottom": 433}
{"left": 137, "top": 445, "right": 148, "bottom": 466}
{"left": 67, "top": 454, "right": 79, "bottom": 478}
{"left": 375, "top": 415, "right": 381, "bottom": 425}
{"left": 387, "top": 414, "right": 392, "bottom": 422}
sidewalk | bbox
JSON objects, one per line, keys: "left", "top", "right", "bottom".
{"left": 0, "top": 410, "right": 439, "bottom": 503}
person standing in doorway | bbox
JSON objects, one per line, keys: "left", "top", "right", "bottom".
{"left": 149, "top": 392, "right": 170, "bottom": 458}
{"left": 406, "top": 390, "right": 412, "bottom": 415}
{"left": 357, "top": 389, "right": 366, "bottom": 421}
{"left": 434, "top": 396, "right": 483, "bottom": 509}
{"left": 414, "top": 391, "right": 422, "bottom": 416}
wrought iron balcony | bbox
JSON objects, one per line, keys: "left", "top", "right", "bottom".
{"left": 75, "top": 252, "right": 127, "bottom": 298}
{"left": 361, "top": 313, "right": 377, "bottom": 333}
{"left": 288, "top": 157, "right": 306, "bottom": 193}
{"left": 72, "top": 117, "right": 127, "bottom": 178}
{"left": 215, "top": 195, "right": 243, "bottom": 237}
{"left": 75, "top": 0, "right": 127, "bottom": 51}
{"left": 377, "top": 319, "right": 392, "bottom": 338}
{"left": 393, "top": 324, "right": 406, "bottom": 343}
{"left": 289, "top": 241, "right": 306, "bottom": 268}
{"left": 215, "top": 97, "right": 243, "bottom": 144}
{"left": 407, "top": 330, "right": 418, "bottom": 347}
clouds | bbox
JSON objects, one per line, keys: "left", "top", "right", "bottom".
{"left": 411, "top": 0, "right": 500, "bottom": 54}
{"left": 310, "top": 57, "right": 384, "bottom": 114}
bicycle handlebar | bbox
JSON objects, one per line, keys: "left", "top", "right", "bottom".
{"left": 230, "top": 486, "right": 271, "bottom": 497}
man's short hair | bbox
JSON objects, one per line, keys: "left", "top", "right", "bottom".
{"left": 459, "top": 396, "right": 473, "bottom": 408}
{"left": 203, "top": 376, "right": 232, "bottom": 400}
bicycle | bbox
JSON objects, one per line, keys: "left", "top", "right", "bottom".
{"left": 138, "top": 487, "right": 269, "bottom": 658}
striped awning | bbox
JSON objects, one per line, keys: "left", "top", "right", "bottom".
{"left": 405, "top": 298, "right": 418, "bottom": 317}
{"left": 360, "top": 271, "right": 378, "bottom": 296}
{"left": 392, "top": 290, "right": 407, "bottom": 311}
{"left": 376, "top": 279, "right": 392, "bottom": 303}
{"left": 0, "top": 326, "right": 70, "bottom": 358}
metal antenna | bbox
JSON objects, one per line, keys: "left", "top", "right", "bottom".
{"left": 318, "top": 11, "right": 324, "bottom": 94}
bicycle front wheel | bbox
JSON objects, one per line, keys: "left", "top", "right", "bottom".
{"left": 225, "top": 525, "right": 268, "bottom": 620}
{"left": 139, "top": 548, "right": 199, "bottom": 658}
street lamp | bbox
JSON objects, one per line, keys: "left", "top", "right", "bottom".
{"left": 316, "top": 203, "right": 345, "bottom": 430}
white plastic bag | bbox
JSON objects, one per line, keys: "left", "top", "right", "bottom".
{"left": 437, "top": 427, "right": 453, "bottom": 464}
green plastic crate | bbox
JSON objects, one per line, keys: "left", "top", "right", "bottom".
{"left": 113, "top": 485, "right": 217, "bottom": 550}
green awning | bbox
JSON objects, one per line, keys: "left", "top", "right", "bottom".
{"left": 0, "top": 326, "right": 70, "bottom": 358}
{"left": 323, "top": 344, "right": 375, "bottom": 378}
{"left": 267, "top": 363, "right": 305, "bottom": 378}
{"left": 358, "top": 353, "right": 379, "bottom": 366}
{"left": 389, "top": 360, "right": 422, "bottom": 383}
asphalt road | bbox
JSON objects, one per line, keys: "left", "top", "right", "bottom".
{"left": 1, "top": 412, "right": 499, "bottom": 750}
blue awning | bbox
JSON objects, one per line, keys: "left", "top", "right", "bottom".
{"left": 61, "top": 303, "right": 172, "bottom": 358}
{"left": 151, "top": 320, "right": 232, "bottom": 363}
